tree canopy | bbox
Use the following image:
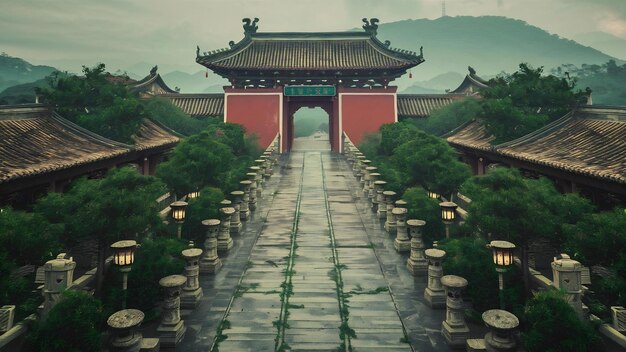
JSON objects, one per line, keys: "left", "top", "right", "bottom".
{"left": 409, "top": 98, "right": 481, "bottom": 136}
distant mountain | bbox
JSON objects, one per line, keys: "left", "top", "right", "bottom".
{"left": 572, "top": 32, "right": 626, "bottom": 61}
{"left": 161, "top": 70, "right": 227, "bottom": 93}
{"left": 401, "top": 84, "right": 443, "bottom": 94}
{"left": 402, "top": 71, "right": 466, "bottom": 93}
{"left": 377, "top": 16, "right": 620, "bottom": 89}
{"left": 0, "top": 53, "right": 57, "bottom": 92}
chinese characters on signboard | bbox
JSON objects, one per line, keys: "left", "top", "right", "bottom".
{"left": 284, "top": 85, "right": 336, "bottom": 96}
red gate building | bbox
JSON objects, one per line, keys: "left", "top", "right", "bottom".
{"left": 196, "top": 18, "right": 424, "bottom": 152}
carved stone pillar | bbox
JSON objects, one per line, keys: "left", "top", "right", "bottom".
{"left": 246, "top": 172, "right": 258, "bottom": 211}
{"left": 383, "top": 191, "right": 397, "bottom": 233}
{"left": 368, "top": 172, "right": 380, "bottom": 203}
{"left": 354, "top": 155, "right": 365, "bottom": 177}
{"left": 157, "top": 275, "right": 187, "bottom": 347}
{"left": 200, "top": 219, "right": 221, "bottom": 274}
{"left": 217, "top": 207, "right": 235, "bottom": 252}
{"left": 260, "top": 155, "right": 271, "bottom": 180}
{"left": 42, "top": 256, "right": 76, "bottom": 317}
{"left": 392, "top": 208, "right": 410, "bottom": 253}
{"left": 359, "top": 160, "right": 372, "bottom": 192}
{"left": 482, "top": 309, "right": 519, "bottom": 352}
{"left": 372, "top": 180, "right": 386, "bottom": 214}
{"left": 364, "top": 167, "right": 377, "bottom": 197}
{"left": 251, "top": 164, "right": 263, "bottom": 196}
{"left": 406, "top": 219, "right": 428, "bottom": 276}
{"left": 180, "top": 248, "right": 203, "bottom": 309}
{"left": 239, "top": 180, "right": 252, "bottom": 221}
{"left": 229, "top": 191, "right": 243, "bottom": 234}
{"left": 424, "top": 248, "right": 447, "bottom": 308}
{"left": 441, "top": 275, "right": 470, "bottom": 348}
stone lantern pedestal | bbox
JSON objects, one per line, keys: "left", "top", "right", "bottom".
{"left": 392, "top": 208, "right": 410, "bottom": 253}
{"left": 551, "top": 254, "right": 583, "bottom": 318}
{"left": 218, "top": 207, "right": 235, "bottom": 252}
{"left": 246, "top": 172, "right": 258, "bottom": 211}
{"left": 42, "top": 256, "right": 76, "bottom": 317}
{"left": 260, "top": 155, "right": 271, "bottom": 180}
{"left": 181, "top": 248, "right": 204, "bottom": 309}
{"left": 482, "top": 309, "right": 519, "bottom": 352}
{"left": 239, "top": 180, "right": 252, "bottom": 220}
{"left": 360, "top": 162, "right": 373, "bottom": 194}
{"left": 383, "top": 191, "right": 397, "bottom": 233}
{"left": 367, "top": 171, "right": 380, "bottom": 202}
{"left": 372, "top": 180, "right": 386, "bottom": 213}
{"left": 157, "top": 275, "right": 187, "bottom": 348}
{"left": 252, "top": 163, "right": 264, "bottom": 195}
{"left": 200, "top": 219, "right": 221, "bottom": 274}
{"left": 441, "top": 275, "right": 470, "bottom": 348}
{"left": 107, "top": 309, "right": 159, "bottom": 352}
{"left": 406, "top": 219, "right": 428, "bottom": 276}
{"left": 229, "top": 192, "right": 243, "bottom": 234}
{"left": 424, "top": 248, "right": 447, "bottom": 308}
{"left": 354, "top": 155, "right": 365, "bottom": 177}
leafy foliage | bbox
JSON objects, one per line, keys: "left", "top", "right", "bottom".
{"left": 401, "top": 187, "right": 444, "bottom": 244}
{"left": 554, "top": 60, "right": 626, "bottom": 106}
{"left": 32, "top": 290, "right": 103, "bottom": 352}
{"left": 409, "top": 98, "right": 481, "bottom": 136}
{"left": 524, "top": 290, "right": 604, "bottom": 352}
{"left": 36, "top": 63, "right": 144, "bottom": 143}
{"left": 183, "top": 187, "right": 224, "bottom": 244}
{"left": 0, "top": 208, "right": 61, "bottom": 265}
{"left": 143, "top": 97, "right": 213, "bottom": 136}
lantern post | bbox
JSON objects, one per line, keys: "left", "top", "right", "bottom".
{"left": 489, "top": 240, "right": 516, "bottom": 309}
{"left": 439, "top": 201, "right": 458, "bottom": 239}
{"left": 110, "top": 240, "right": 137, "bottom": 309}
{"left": 170, "top": 201, "right": 188, "bottom": 239}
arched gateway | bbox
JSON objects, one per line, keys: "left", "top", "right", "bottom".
{"left": 196, "top": 18, "right": 424, "bottom": 152}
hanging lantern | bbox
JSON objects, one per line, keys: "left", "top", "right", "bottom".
{"left": 170, "top": 201, "right": 188, "bottom": 222}
{"left": 490, "top": 240, "right": 516, "bottom": 267}
{"left": 111, "top": 240, "right": 137, "bottom": 267}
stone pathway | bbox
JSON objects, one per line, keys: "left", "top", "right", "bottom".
{"left": 178, "top": 135, "right": 455, "bottom": 352}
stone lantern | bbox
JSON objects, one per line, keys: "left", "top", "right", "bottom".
{"left": 253, "top": 161, "right": 265, "bottom": 190}
{"left": 392, "top": 208, "right": 410, "bottom": 253}
{"left": 367, "top": 171, "right": 380, "bottom": 201}
{"left": 180, "top": 247, "right": 203, "bottom": 309}
{"left": 439, "top": 201, "right": 458, "bottom": 239}
{"left": 111, "top": 240, "right": 137, "bottom": 309}
{"left": 489, "top": 240, "right": 516, "bottom": 309}
{"left": 406, "top": 219, "right": 427, "bottom": 276}
{"left": 229, "top": 191, "right": 243, "bottom": 234}
{"left": 354, "top": 155, "right": 365, "bottom": 177}
{"left": 372, "top": 180, "right": 386, "bottom": 213}
{"left": 260, "top": 155, "right": 271, "bottom": 180}
{"left": 239, "top": 180, "right": 252, "bottom": 220}
{"left": 482, "top": 309, "right": 519, "bottom": 352}
{"left": 383, "top": 191, "right": 397, "bottom": 232}
{"left": 220, "top": 199, "right": 232, "bottom": 207}
{"left": 551, "top": 254, "right": 583, "bottom": 317}
{"left": 424, "top": 248, "right": 447, "bottom": 308}
{"left": 360, "top": 161, "right": 372, "bottom": 192}
{"left": 218, "top": 207, "right": 235, "bottom": 252}
{"left": 170, "top": 200, "right": 188, "bottom": 239}
{"left": 157, "top": 275, "right": 187, "bottom": 347}
{"left": 441, "top": 275, "right": 470, "bottom": 348}
{"left": 42, "top": 255, "right": 76, "bottom": 317}
{"left": 246, "top": 172, "right": 258, "bottom": 211}
{"left": 107, "top": 309, "right": 157, "bottom": 352}
{"left": 251, "top": 165, "right": 263, "bottom": 196}
{"left": 200, "top": 219, "right": 222, "bottom": 274}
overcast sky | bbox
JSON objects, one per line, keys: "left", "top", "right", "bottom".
{"left": 2, "top": 0, "right": 626, "bottom": 73}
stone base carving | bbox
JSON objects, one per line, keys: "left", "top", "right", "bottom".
{"left": 181, "top": 288, "right": 203, "bottom": 310}
{"left": 217, "top": 238, "right": 233, "bottom": 252}
{"left": 157, "top": 320, "right": 186, "bottom": 348}
{"left": 199, "top": 257, "right": 222, "bottom": 274}
{"left": 394, "top": 238, "right": 410, "bottom": 253}
{"left": 442, "top": 320, "right": 470, "bottom": 349}
{"left": 424, "top": 288, "right": 446, "bottom": 309}
{"left": 230, "top": 222, "right": 242, "bottom": 235}
{"left": 407, "top": 258, "right": 428, "bottom": 276}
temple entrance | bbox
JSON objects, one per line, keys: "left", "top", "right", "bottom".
{"left": 291, "top": 107, "right": 331, "bottom": 152}
{"left": 283, "top": 96, "right": 338, "bottom": 153}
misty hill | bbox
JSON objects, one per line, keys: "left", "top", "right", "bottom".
{"left": 0, "top": 53, "right": 57, "bottom": 92}
{"left": 377, "top": 16, "right": 619, "bottom": 89}
{"left": 402, "top": 71, "right": 465, "bottom": 93}
{"left": 572, "top": 32, "right": 626, "bottom": 62}
{"left": 161, "top": 70, "right": 226, "bottom": 93}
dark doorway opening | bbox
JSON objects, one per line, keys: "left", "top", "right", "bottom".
{"left": 284, "top": 96, "right": 337, "bottom": 152}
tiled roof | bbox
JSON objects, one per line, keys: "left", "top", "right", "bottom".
{"left": 446, "top": 106, "right": 626, "bottom": 184}
{"left": 197, "top": 32, "right": 423, "bottom": 72}
{"left": 397, "top": 94, "right": 466, "bottom": 117}
{"left": 162, "top": 94, "right": 224, "bottom": 117}
{"left": 0, "top": 105, "right": 180, "bottom": 184}
{"left": 131, "top": 73, "right": 178, "bottom": 95}
{"left": 450, "top": 74, "right": 489, "bottom": 95}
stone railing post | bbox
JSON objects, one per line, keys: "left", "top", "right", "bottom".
{"left": 406, "top": 219, "right": 427, "bottom": 276}
{"left": 42, "top": 255, "right": 76, "bottom": 317}
{"left": 383, "top": 191, "right": 397, "bottom": 233}
{"left": 392, "top": 208, "right": 410, "bottom": 253}
{"left": 441, "top": 275, "right": 470, "bottom": 348}
{"left": 239, "top": 180, "right": 252, "bottom": 220}
{"left": 260, "top": 155, "right": 271, "bottom": 180}
{"left": 360, "top": 161, "right": 372, "bottom": 193}
{"left": 372, "top": 180, "right": 386, "bottom": 213}
{"left": 181, "top": 247, "right": 203, "bottom": 309}
{"left": 229, "top": 192, "right": 243, "bottom": 234}
{"left": 157, "top": 275, "right": 187, "bottom": 347}
{"left": 366, "top": 169, "right": 379, "bottom": 199}
{"left": 354, "top": 155, "right": 365, "bottom": 177}
{"left": 246, "top": 172, "right": 258, "bottom": 211}
{"left": 424, "top": 248, "right": 446, "bottom": 308}
{"left": 253, "top": 161, "right": 265, "bottom": 192}
{"left": 107, "top": 309, "right": 150, "bottom": 352}
{"left": 482, "top": 309, "right": 519, "bottom": 352}
{"left": 200, "top": 219, "right": 221, "bottom": 274}
{"left": 551, "top": 254, "right": 583, "bottom": 318}
{"left": 217, "top": 207, "right": 235, "bottom": 252}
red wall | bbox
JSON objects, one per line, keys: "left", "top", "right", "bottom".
{"left": 340, "top": 87, "right": 397, "bottom": 147}
{"left": 225, "top": 87, "right": 281, "bottom": 150}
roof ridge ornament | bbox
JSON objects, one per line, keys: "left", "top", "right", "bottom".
{"left": 243, "top": 17, "right": 259, "bottom": 35}
{"left": 362, "top": 18, "right": 379, "bottom": 36}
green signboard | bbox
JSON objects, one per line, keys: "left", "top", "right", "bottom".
{"left": 284, "top": 85, "right": 336, "bottom": 97}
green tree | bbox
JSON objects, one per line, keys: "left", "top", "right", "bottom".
{"left": 401, "top": 187, "right": 444, "bottom": 244}
{"left": 524, "top": 290, "right": 604, "bottom": 352}
{"left": 410, "top": 98, "right": 481, "bottom": 136}
{"left": 0, "top": 208, "right": 61, "bottom": 266}
{"left": 183, "top": 187, "right": 224, "bottom": 244}
{"left": 143, "top": 97, "right": 213, "bottom": 136}
{"left": 32, "top": 290, "right": 103, "bottom": 352}
{"left": 37, "top": 63, "right": 145, "bottom": 143}
{"left": 155, "top": 131, "right": 235, "bottom": 196}
{"left": 35, "top": 167, "right": 166, "bottom": 294}
{"left": 379, "top": 122, "right": 420, "bottom": 156}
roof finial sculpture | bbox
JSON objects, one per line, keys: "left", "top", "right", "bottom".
{"left": 243, "top": 17, "right": 259, "bottom": 35}
{"left": 384, "top": 40, "right": 391, "bottom": 47}
{"left": 196, "top": 45, "right": 200, "bottom": 58}
{"left": 150, "top": 65, "right": 158, "bottom": 76}
{"left": 229, "top": 41, "right": 235, "bottom": 48}
{"left": 468, "top": 66, "right": 476, "bottom": 75}
{"left": 420, "top": 46, "right": 424, "bottom": 58}
{"left": 362, "top": 18, "right": 379, "bottom": 35}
